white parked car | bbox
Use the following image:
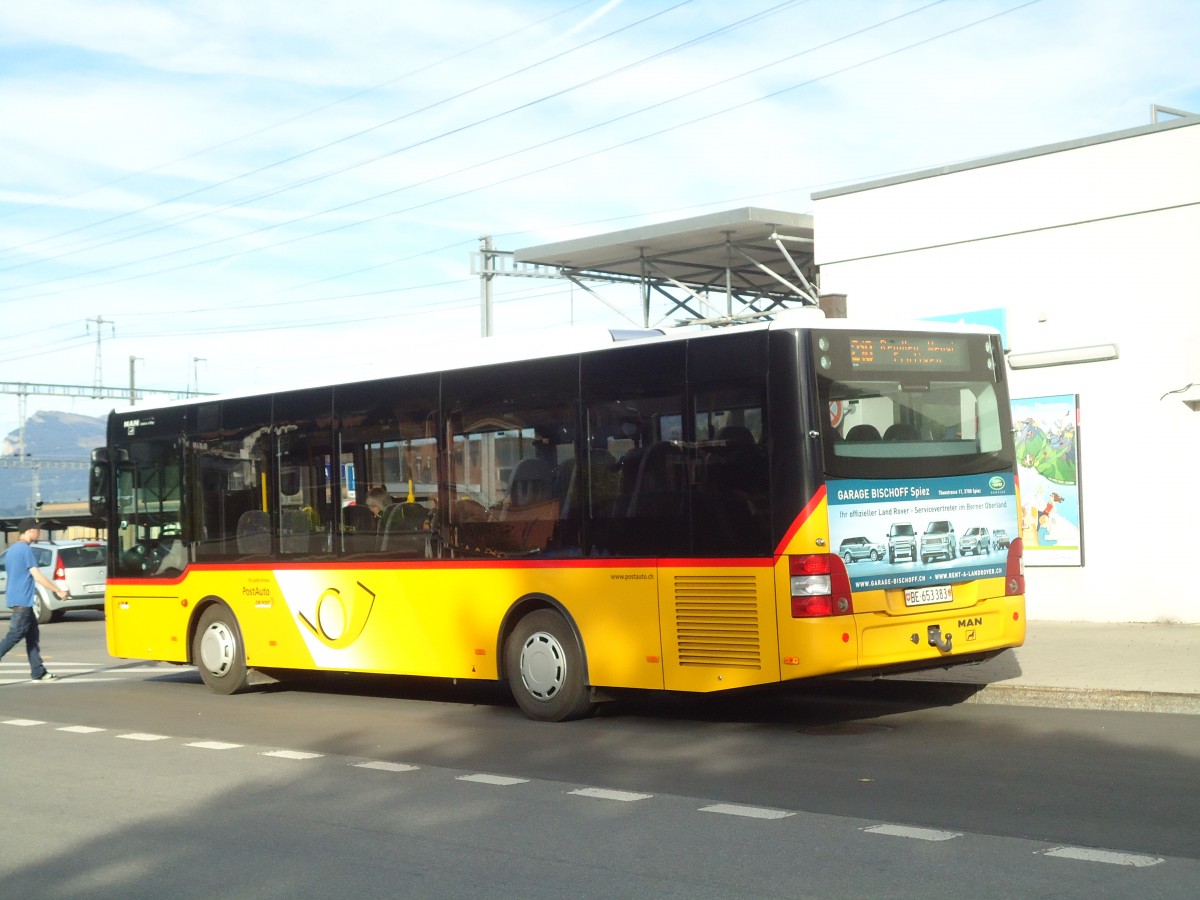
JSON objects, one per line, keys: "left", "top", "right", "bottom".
{"left": 0, "top": 540, "right": 107, "bottom": 624}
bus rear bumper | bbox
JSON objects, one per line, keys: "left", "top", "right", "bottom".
{"left": 856, "top": 595, "right": 1026, "bottom": 673}
{"left": 778, "top": 596, "right": 1025, "bottom": 681}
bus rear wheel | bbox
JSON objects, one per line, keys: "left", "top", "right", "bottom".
{"left": 505, "top": 610, "right": 595, "bottom": 722}
{"left": 193, "top": 605, "right": 252, "bottom": 695}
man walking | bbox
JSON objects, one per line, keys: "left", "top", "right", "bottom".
{"left": 1, "top": 518, "right": 68, "bottom": 682}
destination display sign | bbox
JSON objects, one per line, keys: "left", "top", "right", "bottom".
{"left": 847, "top": 335, "right": 971, "bottom": 372}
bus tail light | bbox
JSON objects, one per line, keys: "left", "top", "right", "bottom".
{"left": 1005, "top": 538, "right": 1024, "bottom": 596}
{"left": 790, "top": 554, "right": 853, "bottom": 618}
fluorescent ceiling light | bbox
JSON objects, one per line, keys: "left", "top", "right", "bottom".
{"left": 1007, "top": 343, "right": 1119, "bottom": 369}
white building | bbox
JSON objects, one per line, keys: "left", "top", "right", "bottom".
{"left": 813, "top": 115, "right": 1200, "bottom": 623}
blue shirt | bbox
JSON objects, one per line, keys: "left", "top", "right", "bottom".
{"left": 5, "top": 541, "right": 37, "bottom": 607}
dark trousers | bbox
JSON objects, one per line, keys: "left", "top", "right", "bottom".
{"left": 0, "top": 607, "right": 47, "bottom": 679}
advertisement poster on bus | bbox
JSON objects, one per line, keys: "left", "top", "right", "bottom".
{"left": 1012, "top": 393, "right": 1082, "bottom": 566}
{"left": 826, "top": 473, "right": 1019, "bottom": 592}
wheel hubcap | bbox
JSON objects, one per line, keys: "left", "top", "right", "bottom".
{"left": 519, "top": 631, "right": 566, "bottom": 701}
{"left": 198, "top": 621, "right": 236, "bottom": 677}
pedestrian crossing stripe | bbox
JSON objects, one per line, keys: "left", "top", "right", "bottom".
{"left": 1042, "top": 846, "right": 1163, "bottom": 867}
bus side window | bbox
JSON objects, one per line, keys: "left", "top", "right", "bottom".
{"left": 585, "top": 396, "right": 687, "bottom": 557}
{"left": 443, "top": 357, "right": 578, "bottom": 558}
{"left": 691, "top": 387, "right": 771, "bottom": 557}
{"left": 188, "top": 397, "right": 272, "bottom": 561}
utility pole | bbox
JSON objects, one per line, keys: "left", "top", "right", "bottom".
{"left": 86, "top": 316, "right": 115, "bottom": 398}
{"left": 192, "top": 357, "right": 206, "bottom": 396}
{"left": 479, "top": 235, "right": 495, "bottom": 338}
{"left": 129, "top": 356, "right": 143, "bottom": 406}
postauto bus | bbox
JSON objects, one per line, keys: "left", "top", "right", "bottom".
{"left": 90, "top": 314, "right": 1024, "bottom": 721}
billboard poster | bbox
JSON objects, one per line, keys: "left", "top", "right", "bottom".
{"left": 827, "top": 473, "right": 1019, "bottom": 592}
{"left": 1012, "top": 394, "right": 1082, "bottom": 566}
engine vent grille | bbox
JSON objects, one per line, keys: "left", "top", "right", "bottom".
{"left": 674, "top": 575, "right": 761, "bottom": 668}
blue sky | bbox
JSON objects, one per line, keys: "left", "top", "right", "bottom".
{"left": 1, "top": 0, "right": 1197, "bottom": 437}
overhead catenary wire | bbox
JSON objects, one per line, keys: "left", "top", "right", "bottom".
{"left": 0, "top": 0, "right": 700, "bottom": 266}
{"left": 0, "top": 0, "right": 599, "bottom": 239}
{"left": 0, "top": 0, "right": 1046, "bottom": 366}
{"left": 0, "top": 0, "right": 801, "bottom": 285}
{"left": 0, "top": 0, "right": 1027, "bottom": 309}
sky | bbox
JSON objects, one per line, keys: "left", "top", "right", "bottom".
{"left": 1, "top": 0, "right": 1198, "bottom": 439}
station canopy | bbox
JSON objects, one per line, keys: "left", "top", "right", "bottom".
{"left": 490, "top": 207, "right": 818, "bottom": 327}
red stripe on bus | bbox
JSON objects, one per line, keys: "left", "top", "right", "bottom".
{"left": 773, "top": 484, "right": 827, "bottom": 557}
{"left": 103, "top": 553, "right": 778, "bottom": 586}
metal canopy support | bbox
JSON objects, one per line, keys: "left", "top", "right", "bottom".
{"left": 474, "top": 207, "right": 819, "bottom": 330}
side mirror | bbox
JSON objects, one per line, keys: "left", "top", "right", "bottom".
{"left": 89, "top": 450, "right": 110, "bottom": 519}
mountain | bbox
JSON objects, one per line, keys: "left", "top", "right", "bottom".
{"left": 0, "top": 411, "right": 107, "bottom": 514}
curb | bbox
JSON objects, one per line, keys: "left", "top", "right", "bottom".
{"left": 959, "top": 683, "right": 1200, "bottom": 716}
{"left": 821, "top": 678, "right": 1200, "bottom": 716}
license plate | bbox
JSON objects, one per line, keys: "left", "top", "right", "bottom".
{"left": 904, "top": 585, "right": 953, "bottom": 607}
{"left": 84, "top": 584, "right": 105, "bottom": 594}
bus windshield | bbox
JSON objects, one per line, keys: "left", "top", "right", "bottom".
{"left": 813, "top": 329, "right": 1015, "bottom": 479}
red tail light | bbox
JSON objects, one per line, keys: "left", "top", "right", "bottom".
{"left": 53, "top": 561, "right": 66, "bottom": 581}
{"left": 1005, "top": 538, "right": 1024, "bottom": 596}
{"left": 790, "top": 554, "right": 854, "bottom": 618}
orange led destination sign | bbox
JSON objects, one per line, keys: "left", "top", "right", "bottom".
{"left": 848, "top": 335, "right": 970, "bottom": 372}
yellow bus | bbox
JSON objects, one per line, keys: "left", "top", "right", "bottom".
{"left": 90, "top": 314, "right": 1024, "bottom": 720}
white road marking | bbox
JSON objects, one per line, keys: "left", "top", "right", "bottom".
{"left": 570, "top": 787, "right": 653, "bottom": 802}
{"left": 864, "top": 824, "right": 961, "bottom": 842}
{"left": 2, "top": 711, "right": 1182, "bottom": 871}
{"left": 261, "top": 749, "right": 323, "bottom": 760}
{"left": 457, "top": 773, "right": 529, "bottom": 786}
{"left": 354, "top": 761, "right": 419, "bottom": 772}
{"left": 700, "top": 803, "right": 793, "bottom": 820}
{"left": 1041, "top": 846, "right": 1164, "bottom": 867}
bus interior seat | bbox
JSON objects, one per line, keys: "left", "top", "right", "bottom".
{"left": 559, "top": 448, "right": 616, "bottom": 520}
{"left": 154, "top": 539, "right": 188, "bottom": 576}
{"left": 340, "top": 503, "right": 378, "bottom": 555}
{"left": 845, "top": 424, "right": 882, "bottom": 441}
{"left": 379, "top": 502, "right": 428, "bottom": 554}
{"left": 236, "top": 510, "right": 271, "bottom": 555}
{"left": 508, "top": 457, "right": 554, "bottom": 509}
{"left": 884, "top": 423, "right": 919, "bottom": 441}
{"left": 279, "top": 509, "right": 313, "bottom": 554}
{"left": 716, "top": 424, "right": 755, "bottom": 450}
{"left": 627, "top": 441, "right": 685, "bottom": 518}
{"left": 342, "top": 504, "right": 376, "bottom": 533}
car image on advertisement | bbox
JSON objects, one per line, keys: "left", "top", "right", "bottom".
{"left": 838, "top": 536, "right": 886, "bottom": 564}
{"left": 920, "top": 520, "right": 957, "bottom": 564}
{"left": 887, "top": 522, "right": 917, "bottom": 564}
{"left": 960, "top": 526, "right": 992, "bottom": 556}
{"left": 993, "top": 529, "right": 1011, "bottom": 549}
{"left": 0, "top": 540, "right": 107, "bottom": 624}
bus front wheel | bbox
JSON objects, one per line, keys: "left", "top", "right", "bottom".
{"left": 193, "top": 605, "right": 252, "bottom": 695}
{"left": 505, "top": 610, "right": 596, "bottom": 722}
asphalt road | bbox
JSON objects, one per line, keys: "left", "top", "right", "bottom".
{"left": 3, "top": 613, "right": 1199, "bottom": 898}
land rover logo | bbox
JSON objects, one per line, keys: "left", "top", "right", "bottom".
{"left": 989, "top": 476, "right": 1005, "bottom": 491}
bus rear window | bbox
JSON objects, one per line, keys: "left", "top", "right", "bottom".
{"left": 814, "top": 330, "right": 1014, "bottom": 478}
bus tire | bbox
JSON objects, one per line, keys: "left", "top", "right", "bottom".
{"left": 505, "top": 609, "right": 595, "bottom": 722}
{"left": 193, "top": 605, "right": 252, "bottom": 695}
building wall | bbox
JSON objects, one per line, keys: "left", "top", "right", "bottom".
{"left": 813, "top": 119, "right": 1200, "bottom": 623}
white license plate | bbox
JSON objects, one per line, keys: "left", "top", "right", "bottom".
{"left": 84, "top": 584, "right": 105, "bottom": 594}
{"left": 904, "top": 585, "right": 953, "bottom": 607}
